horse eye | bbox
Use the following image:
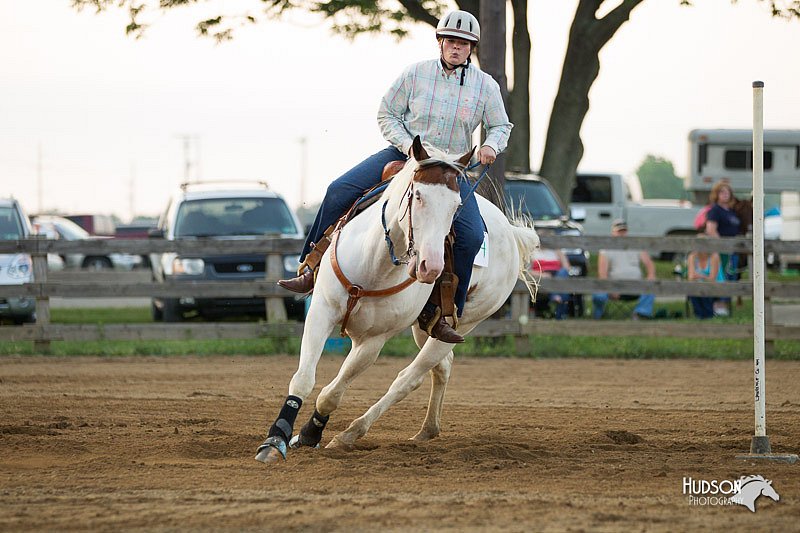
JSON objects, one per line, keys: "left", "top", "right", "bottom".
{"left": 415, "top": 190, "right": 421, "bottom": 201}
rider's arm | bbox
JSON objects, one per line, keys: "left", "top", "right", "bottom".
{"left": 377, "top": 65, "right": 415, "bottom": 155}
{"left": 481, "top": 76, "right": 513, "bottom": 157}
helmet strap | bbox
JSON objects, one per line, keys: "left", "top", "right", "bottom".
{"left": 439, "top": 45, "right": 472, "bottom": 86}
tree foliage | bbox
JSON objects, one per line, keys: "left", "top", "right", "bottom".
{"left": 72, "top": 0, "right": 800, "bottom": 202}
{"left": 636, "top": 155, "right": 684, "bottom": 200}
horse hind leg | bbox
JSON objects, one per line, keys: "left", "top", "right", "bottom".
{"left": 290, "top": 335, "right": 388, "bottom": 449}
{"left": 412, "top": 348, "right": 453, "bottom": 442}
{"left": 327, "top": 338, "right": 454, "bottom": 450}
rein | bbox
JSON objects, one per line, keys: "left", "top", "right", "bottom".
{"left": 453, "top": 162, "right": 491, "bottom": 220}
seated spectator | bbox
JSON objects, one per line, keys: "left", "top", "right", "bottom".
{"left": 545, "top": 250, "right": 572, "bottom": 320}
{"left": 592, "top": 219, "right": 656, "bottom": 320}
{"left": 686, "top": 234, "right": 724, "bottom": 319}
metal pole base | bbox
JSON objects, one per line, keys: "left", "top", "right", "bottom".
{"left": 735, "top": 435, "right": 799, "bottom": 463}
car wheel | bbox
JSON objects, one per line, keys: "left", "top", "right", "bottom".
{"left": 151, "top": 300, "right": 163, "bottom": 321}
{"left": 83, "top": 256, "right": 113, "bottom": 270}
{"left": 162, "top": 299, "right": 183, "bottom": 322}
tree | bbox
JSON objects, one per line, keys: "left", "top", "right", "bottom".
{"left": 636, "top": 155, "right": 684, "bottom": 200}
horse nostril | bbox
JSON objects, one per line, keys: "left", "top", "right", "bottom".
{"left": 418, "top": 260, "right": 427, "bottom": 274}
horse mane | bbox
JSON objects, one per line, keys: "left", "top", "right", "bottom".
{"left": 739, "top": 475, "right": 767, "bottom": 485}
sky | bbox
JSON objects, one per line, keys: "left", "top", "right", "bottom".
{"left": 2, "top": 0, "right": 800, "bottom": 222}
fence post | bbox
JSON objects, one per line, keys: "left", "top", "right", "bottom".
{"left": 510, "top": 289, "right": 531, "bottom": 355}
{"left": 31, "top": 236, "right": 50, "bottom": 352}
{"left": 265, "top": 252, "right": 287, "bottom": 322}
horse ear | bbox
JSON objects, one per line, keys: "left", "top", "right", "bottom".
{"left": 411, "top": 136, "right": 429, "bottom": 162}
{"left": 457, "top": 146, "right": 475, "bottom": 167}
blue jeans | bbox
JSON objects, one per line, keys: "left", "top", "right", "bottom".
{"left": 592, "top": 293, "right": 654, "bottom": 319}
{"left": 549, "top": 268, "right": 571, "bottom": 320}
{"left": 689, "top": 296, "right": 714, "bottom": 319}
{"left": 301, "top": 145, "right": 484, "bottom": 317}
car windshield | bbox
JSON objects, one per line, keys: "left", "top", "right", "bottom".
{"left": 504, "top": 181, "right": 565, "bottom": 220}
{"left": 174, "top": 197, "right": 298, "bottom": 238}
{"left": 0, "top": 206, "right": 24, "bottom": 239}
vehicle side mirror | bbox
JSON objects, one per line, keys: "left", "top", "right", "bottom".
{"left": 147, "top": 228, "right": 165, "bottom": 239}
{"left": 570, "top": 206, "right": 586, "bottom": 222}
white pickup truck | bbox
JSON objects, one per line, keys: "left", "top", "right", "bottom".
{"left": 569, "top": 173, "right": 702, "bottom": 238}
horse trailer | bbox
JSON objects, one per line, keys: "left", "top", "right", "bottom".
{"left": 687, "top": 129, "right": 800, "bottom": 204}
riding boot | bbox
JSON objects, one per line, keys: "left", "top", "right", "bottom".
{"left": 277, "top": 269, "right": 315, "bottom": 294}
{"left": 417, "top": 303, "right": 464, "bottom": 344}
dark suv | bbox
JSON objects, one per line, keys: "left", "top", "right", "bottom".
{"left": 503, "top": 173, "right": 589, "bottom": 317}
{"left": 149, "top": 182, "right": 305, "bottom": 322}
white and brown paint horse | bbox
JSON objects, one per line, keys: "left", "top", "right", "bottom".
{"left": 256, "top": 137, "right": 540, "bottom": 463}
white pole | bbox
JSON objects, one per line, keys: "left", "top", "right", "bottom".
{"left": 752, "top": 81, "right": 767, "bottom": 439}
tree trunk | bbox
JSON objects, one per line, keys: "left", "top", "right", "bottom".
{"left": 539, "top": 0, "right": 645, "bottom": 204}
{"left": 507, "top": 0, "right": 531, "bottom": 174}
{"left": 478, "top": 0, "right": 508, "bottom": 203}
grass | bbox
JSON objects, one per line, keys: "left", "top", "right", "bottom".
{"left": 1, "top": 301, "right": 797, "bottom": 359}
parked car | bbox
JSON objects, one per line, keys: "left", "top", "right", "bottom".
{"left": 0, "top": 198, "right": 36, "bottom": 323}
{"left": 504, "top": 173, "right": 589, "bottom": 317}
{"left": 149, "top": 181, "right": 306, "bottom": 322}
{"left": 31, "top": 215, "right": 142, "bottom": 270}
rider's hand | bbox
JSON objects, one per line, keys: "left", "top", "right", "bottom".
{"left": 478, "top": 145, "right": 497, "bottom": 165}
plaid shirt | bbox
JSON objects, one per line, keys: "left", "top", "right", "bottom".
{"left": 378, "top": 59, "right": 512, "bottom": 157}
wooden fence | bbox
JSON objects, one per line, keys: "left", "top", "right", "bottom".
{"left": 2, "top": 235, "right": 800, "bottom": 352}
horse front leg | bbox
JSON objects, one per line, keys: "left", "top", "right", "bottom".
{"left": 292, "top": 334, "right": 388, "bottom": 449}
{"left": 255, "top": 305, "right": 336, "bottom": 465}
{"left": 327, "top": 339, "right": 455, "bottom": 450}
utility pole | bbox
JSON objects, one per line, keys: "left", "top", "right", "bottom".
{"left": 175, "top": 134, "right": 200, "bottom": 183}
{"left": 299, "top": 136, "right": 308, "bottom": 208}
{"left": 129, "top": 161, "right": 136, "bottom": 223}
{"left": 37, "top": 142, "right": 43, "bottom": 213}
{"left": 478, "top": 0, "right": 508, "bottom": 201}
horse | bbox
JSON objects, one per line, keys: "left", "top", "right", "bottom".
{"left": 730, "top": 475, "right": 780, "bottom": 512}
{"left": 255, "top": 136, "right": 541, "bottom": 464}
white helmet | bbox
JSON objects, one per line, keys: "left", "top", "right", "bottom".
{"left": 436, "top": 10, "right": 480, "bottom": 43}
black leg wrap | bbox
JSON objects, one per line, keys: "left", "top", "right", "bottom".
{"left": 298, "top": 409, "right": 330, "bottom": 447}
{"left": 267, "top": 395, "right": 302, "bottom": 443}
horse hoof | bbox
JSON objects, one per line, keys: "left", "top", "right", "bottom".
{"left": 289, "top": 435, "right": 320, "bottom": 449}
{"left": 325, "top": 435, "right": 354, "bottom": 451}
{"left": 254, "top": 436, "right": 287, "bottom": 464}
{"left": 410, "top": 431, "right": 438, "bottom": 442}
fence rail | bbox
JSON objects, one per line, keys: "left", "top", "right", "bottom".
{"left": 2, "top": 235, "right": 800, "bottom": 350}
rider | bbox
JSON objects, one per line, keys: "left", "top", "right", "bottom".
{"left": 279, "top": 9, "right": 512, "bottom": 343}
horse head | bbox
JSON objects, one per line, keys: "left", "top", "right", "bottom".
{"left": 397, "top": 136, "right": 472, "bottom": 284}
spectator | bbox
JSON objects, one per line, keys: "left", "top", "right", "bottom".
{"left": 536, "top": 250, "right": 572, "bottom": 320}
{"left": 592, "top": 219, "right": 656, "bottom": 320}
{"left": 704, "top": 180, "right": 741, "bottom": 316}
{"left": 686, "top": 234, "right": 724, "bottom": 319}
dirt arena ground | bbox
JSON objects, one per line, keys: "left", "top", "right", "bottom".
{"left": 1, "top": 355, "right": 799, "bottom": 532}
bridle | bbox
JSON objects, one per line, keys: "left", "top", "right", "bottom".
{"left": 330, "top": 158, "right": 463, "bottom": 336}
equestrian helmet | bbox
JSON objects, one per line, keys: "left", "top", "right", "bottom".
{"left": 436, "top": 10, "right": 480, "bottom": 43}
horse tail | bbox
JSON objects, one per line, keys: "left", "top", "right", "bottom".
{"left": 508, "top": 218, "right": 541, "bottom": 302}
